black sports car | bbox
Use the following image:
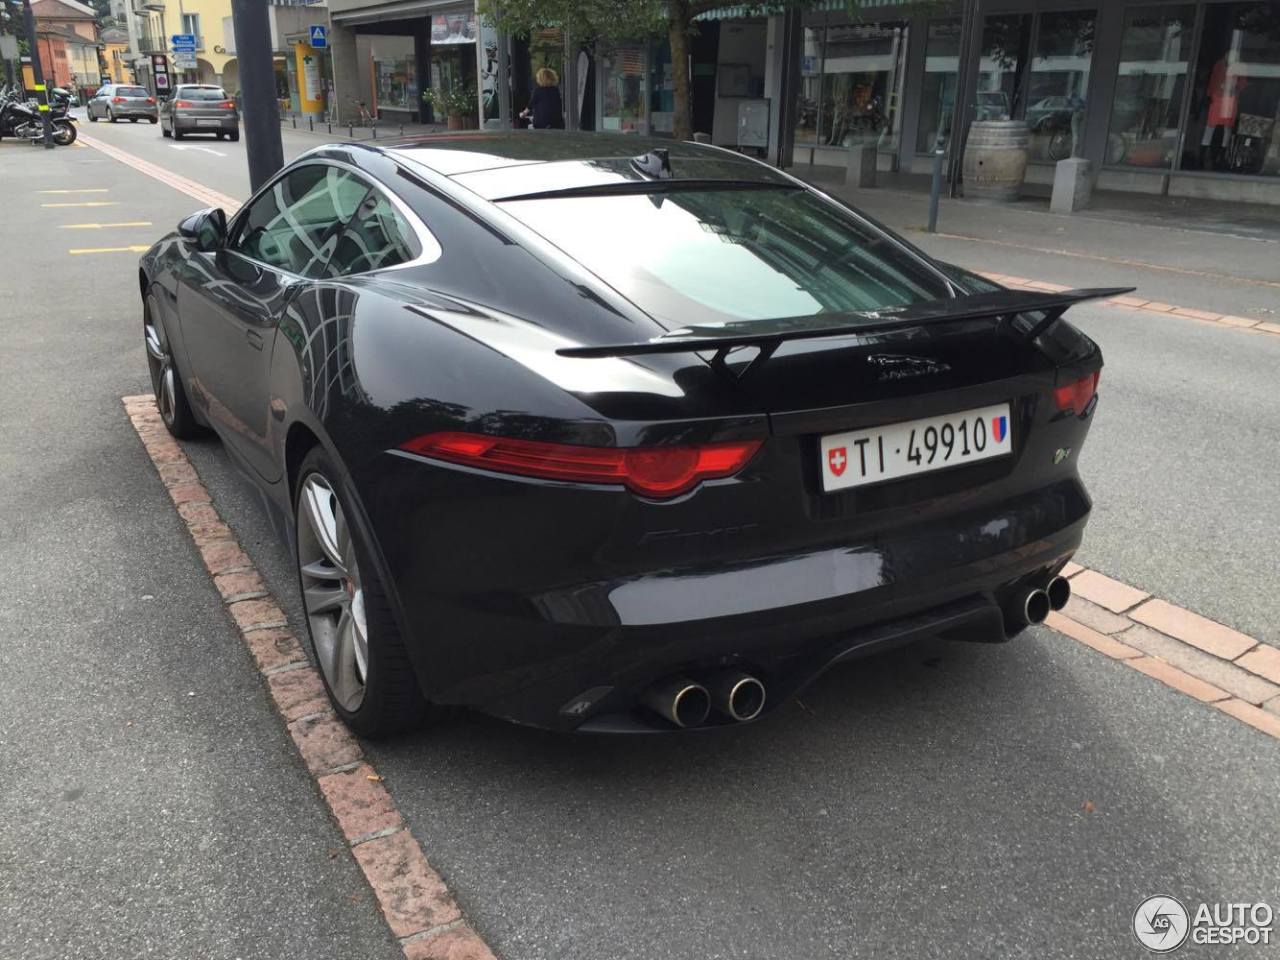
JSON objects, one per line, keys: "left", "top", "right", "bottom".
{"left": 139, "top": 133, "right": 1126, "bottom": 735}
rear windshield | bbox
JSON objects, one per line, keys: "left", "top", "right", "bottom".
{"left": 501, "top": 188, "right": 950, "bottom": 326}
{"left": 179, "top": 87, "right": 229, "bottom": 101}
{"left": 117, "top": 86, "right": 149, "bottom": 97}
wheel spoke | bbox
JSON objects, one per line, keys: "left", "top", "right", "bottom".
{"left": 331, "top": 608, "right": 360, "bottom": 705}
{"left": 303, "top": 583, "right": 347, "bottom": 616}
{"left": 300, "top": 477, "right": 347, "bottom": 577}
{"left": 161, "top": 366, "right": 176, "bottom": 421}
{"left": 351, "top": 592, "right": 369, "bottom": 681}
{"left": 144, "top": 324, "right": 165, "bottom": 361}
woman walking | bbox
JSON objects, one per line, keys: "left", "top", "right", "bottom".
{"left": 521, "top": 67, "right": 564, "bottom": 130}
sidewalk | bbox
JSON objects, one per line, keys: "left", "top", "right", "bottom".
{"left": 792, "top": 165, "right": 1280, "bottom": 322}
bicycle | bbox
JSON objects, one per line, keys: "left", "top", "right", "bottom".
{"left": 349, "top": 98, "right": 373, "bottom": 127}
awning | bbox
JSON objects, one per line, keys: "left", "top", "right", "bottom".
{"left": 695, "top": 0, "right": 908, "bottom": 21}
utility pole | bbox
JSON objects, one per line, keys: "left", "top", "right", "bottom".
{"left": 21, "top": 0, "right": 53, "bottom": 148}
{"left": 230, "top": 0, "right": 282, "bottom": 191}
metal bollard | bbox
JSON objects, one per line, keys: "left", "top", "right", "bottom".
{"left": 291, "top": 113, "right": 297, "bottom": 128}
{"left": 348, "top": 123, "right": 354, "bottom": 139}
{"left": 927, "top": 139, "right": 946, "bottom": 234}
{"left": 308, "top": 115, "right": 313, "bottom": 131}
{"left": 371, "top": 122, "right": 377, "bottom": 140}
{"left": 327, "top": 121, "right": 332, "bottom": 134}
{"left": 399, "top": 123, "right": 404, "bottom": 137}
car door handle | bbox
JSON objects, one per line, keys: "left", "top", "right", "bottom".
{"left": 246, "top": 329, "right": 264, "bottom": 351}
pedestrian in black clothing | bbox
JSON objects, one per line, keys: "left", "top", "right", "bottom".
{"left": 521, "top": 67, "right": 564, "bottom": 129}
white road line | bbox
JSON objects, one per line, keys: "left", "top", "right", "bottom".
{"left": 169, "top": 144, "right": 227, "bottom": 158}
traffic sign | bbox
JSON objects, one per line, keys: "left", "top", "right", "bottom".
{"left": 171, "top": 34, "right": 196, "bottom": 48}
{"left": 172, "top": 54, "right": 197, "bottom": 69}
{"left": 308, "top": 25, "right": 327, "bottom": 49}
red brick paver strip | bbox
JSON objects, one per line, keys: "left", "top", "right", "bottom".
{"left": 1115, "top": 625, "right": 1279, "bottom": 706}
{"left": 1215, "top": 699, "right": 1280, "bottom": 740}
{"left": 1237, "top": 645, "right": 1280, "bottom": 686}
{"left": 1045, "top": 612, "right": 1140, "bottom": 660}
{"left": 1129, "top": 599, "right": 1257, "bottom": 661}
{"left": 1126, "top": 657, "right": 1229, "bottom": 704}
{"left": 1068, "top": 570, "right": 1149, "bottom": 614}
{"left": 1061, "top": 596, "right": 1131, "bottom": 635}
{"left": 121, "top": 395, "right": 499, "bottom": 960}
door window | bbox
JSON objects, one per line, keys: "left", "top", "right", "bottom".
{"left": 326, "top": 191, "right": 421, "bottom": 276}
{"left": 230, "top": 165, "right": 370, "bottom": 276}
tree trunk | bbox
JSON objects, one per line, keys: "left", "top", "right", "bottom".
{"left": 668, "top": 3, "right": 692, "bottom": 140}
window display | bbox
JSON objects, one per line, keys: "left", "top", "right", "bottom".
{"left": 977, "top": 14, "right": 1032, "bottom": 122}
{"left": 374, "top": 56, "right": 416, "bottom": 111}
{"left": 600, "top": 45, "right": 647, "bottom": 133}
{"left": 1025, "top": 11, "right": 1095, "bottom": 161}
{"left": 916, "top": 18, "right": 961, "bottom": 153}
{"left": 1182, "top": 2, "right": 1280, "bottom": 176}
{"left": 1107, "top": 6, "right": 1194, "bottom": 169}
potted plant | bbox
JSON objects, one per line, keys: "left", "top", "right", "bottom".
{"left": 423, "top": 81, "right": 477, "bottom": 130}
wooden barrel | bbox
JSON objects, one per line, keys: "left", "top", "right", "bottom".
{"left": 962, "top": 120, "right": 1030, "bottom": 201}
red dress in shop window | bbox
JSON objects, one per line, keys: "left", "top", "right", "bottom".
{"left": 1207, "top": 57, "right": 1248, "bottom": 128}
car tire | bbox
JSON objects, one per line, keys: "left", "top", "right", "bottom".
{"left": 215, "top": 132, "right": 224, "bottom": 140}
{"left": 294, "top": 446, "right": 429, "bottom": 738}
{"left": 107, "top": 108, "right": 116, "bottom": 122}
{"left": 87, "top": 108, "right": 97, "bottom": 122}
{"left": 229, "top": 131, "right": 239, "bottom": 142}
{"left": 173, "top": 126, "right": 183, "bottom": 141}
{"left": 149, "top": 117, "right": 157, "bottom": 124}
{"left": 143, "top": 290, "right": 203, "bottom": 440}
{"left": 129, "top": 117, "right": 138, "bottom": 123}
{"left": 161, "top": 121, "right": 171, "bottom": 138}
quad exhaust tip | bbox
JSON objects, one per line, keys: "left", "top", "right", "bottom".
{"left": 1046, "top": 575, "right": 1071, "bottom": 611}
{"left": 643, "top": 677, "right": 711, "bottom": 728}
{"left": 1008, "top": 584, "right": 1051, "bottom": 627}
{"left": 708, "top": 670, "right": 767, "bottom": 722}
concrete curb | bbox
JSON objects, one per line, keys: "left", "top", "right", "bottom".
{"left": 122, "top": 395, "right": 499, "bottom": 960}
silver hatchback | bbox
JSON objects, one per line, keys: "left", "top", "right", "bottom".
{"left": 160, "top": 85, "right": 240, "bottom": 141}
{"left": 87, "top": 84, "right": 158, "bottom": 123}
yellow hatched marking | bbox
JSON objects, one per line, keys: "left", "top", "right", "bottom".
{"left": 42, "top": 201, "right": 120, "bottom": 208}
{"left": 60, "top": 221, "right": 153, "bottom": 230}
{"left": 68, "top": 245, "right": 152, "bottom": 255}
{"left": 39, "top": 188, "right": 110, "bottom": 194}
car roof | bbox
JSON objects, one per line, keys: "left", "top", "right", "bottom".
{"left": 381, "top": 132, "right": 791, "bottom": 200}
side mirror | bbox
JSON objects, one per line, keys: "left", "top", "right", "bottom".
{"left": 178, "top": 207, "right": 227, "bottom": 252}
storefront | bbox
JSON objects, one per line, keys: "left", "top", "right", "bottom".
{"left": 787, "top": 0, "right": 1280, "bottom": 204}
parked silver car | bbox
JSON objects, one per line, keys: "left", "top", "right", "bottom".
{"left": 159, "top": 85, "right": 240, "bottom": 141}
{"left": 86, "top": 84, "right": 158, "bottom": 123}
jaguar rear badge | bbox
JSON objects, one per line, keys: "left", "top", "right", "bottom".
{"left": 866, "top": 353, "right": 951, "bottom": 381}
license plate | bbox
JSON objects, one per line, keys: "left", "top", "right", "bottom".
{"left": 198, "top": 119, "right": 221, "bottom": 126}
{"left": 820, "top": 403, "right": 1012, "bottom": 492}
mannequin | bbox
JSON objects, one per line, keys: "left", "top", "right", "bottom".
{"left": 1200, "top": 46, "right": 1248, "bottom": 169}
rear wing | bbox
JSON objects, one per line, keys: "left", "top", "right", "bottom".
{"left": 556, "top": 288, "right": 1132, "bottom": 366}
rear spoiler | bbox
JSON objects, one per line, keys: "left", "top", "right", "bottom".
{"left": 556, "top": 288, "right": 1133, "bottom": 366}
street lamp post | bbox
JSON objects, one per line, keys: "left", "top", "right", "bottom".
{"left": 21, "top": 0, "right": 53, "bottom": 148}
{"left": 230, "top": 0, "right": 283, "bottom": 191}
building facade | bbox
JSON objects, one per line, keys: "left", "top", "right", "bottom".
{"left": 31, "top": 0, "right": 101, "bottom": 91}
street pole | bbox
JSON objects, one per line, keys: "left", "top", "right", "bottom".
{"left": 230, "top": 0, "right": 283, "bottom": 191}
{"left": 927, "top": 136, "right": 945, "bottom": 233}
{"left": 21, "top": 0, "right": 53, "bottom": 149}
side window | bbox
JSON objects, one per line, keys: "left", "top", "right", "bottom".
{"left": 325, "top": 191, "right": 421, "bottom": 277}
{"left": 229, "top": 164, "right": 369, "bottom": 276}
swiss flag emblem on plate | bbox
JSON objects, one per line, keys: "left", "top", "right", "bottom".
{"left": 828, "top": 446, "right": 848, "bottom": 477}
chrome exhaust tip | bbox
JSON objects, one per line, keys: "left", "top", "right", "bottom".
{"left": 1046, "top": 575, "right": 1071, "bottom": 612}
{"left": 642, "top": 677, "right": 711, "bottom": 728}
{"left": 708, "top": 670, "right": 767, "bottom": 722}
{"left": 1023, "top": 588, "right": 1052, "bottom": 625}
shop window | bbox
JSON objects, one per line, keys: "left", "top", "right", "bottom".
{"left": 375, "top": 56, "right": 417, "bottom": 111}
{"left": 1182, "top": 1, "right": 1280, "bottom": 176}
{"left": 1106, "top": 5, "right": 1194, "bottom": 170}
{"left": 917, "top": 18, "right": 962, "bottom": 152}
{"left": 791, "top": 21, "right": 908, "bottom": 153}
{"left": 1026, "top": 11, "right": 1095, "bottom": 162}
{"left": 977, "top": 14, "right": 1032, "bottom": 122}
{"left": 600, "top": 45, "right": 648, "bottom": 133}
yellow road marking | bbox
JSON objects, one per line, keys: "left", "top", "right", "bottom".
{"left": 42, "top": 201, "right": 119, "bottom": 208}
{"left": 68, "top": 245, "right": 151, "bottom": 255}
{"left": 60, "top": 221, "right": 153, "bottom": 230}
{"left": 39, "top": 188, "right": 110, "bottom": 194}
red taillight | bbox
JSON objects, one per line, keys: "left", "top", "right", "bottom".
{"left": 1054, "top": 371, "right": 1099, "bottom": 413}
{"left": 220, "top": 100, "right": 235, "bottom": 109}
{"left": 175, "top": 99, "right": 193, "bottom": 108}
{"left": 146, "top": 96, "right": 156, "bottom": 104}
{"left": 400, "top": 432, "right": 762, "bottom": 498}
{"left": 112, "top": 96, "right": 125, "bottom": 103}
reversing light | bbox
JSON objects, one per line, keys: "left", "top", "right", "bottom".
{"left": 399, "top": 432, "right": 762, "bottom": 499}
{"left": 1053, "top": 371, "right": 1099, "bottom": 414}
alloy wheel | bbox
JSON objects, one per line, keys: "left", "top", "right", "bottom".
{"left": 143, "top": 301, "right": 177, "bottom": 426}
{"left": 297, "top": 474, "right": 369, "bottom": 711}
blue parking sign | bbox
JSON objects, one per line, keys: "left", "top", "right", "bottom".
{"left": 309, "top": 25, "right": 327, "bottom": 49}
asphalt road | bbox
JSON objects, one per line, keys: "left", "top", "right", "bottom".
{"left": 4, "top": 119, "right": 1278, "bottom": 959}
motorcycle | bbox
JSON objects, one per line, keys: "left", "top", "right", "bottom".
{"left": 0, "top": 87, "right": 77, "bottom": 145}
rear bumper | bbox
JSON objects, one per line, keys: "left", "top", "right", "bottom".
{"left": 365, "top": 454, "right": 1090, "bottom": 731}
{"left": 110, "top": 106, "right": 157, "bottom": 118}
{"left": 175, "top": 116, "right": 237, "bottom": 133}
